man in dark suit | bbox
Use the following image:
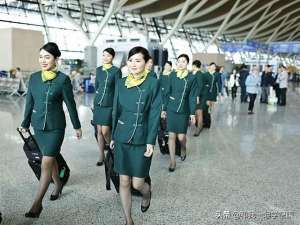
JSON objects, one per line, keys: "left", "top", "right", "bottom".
{"left": 239, "top": 64, "right": 249, "bottom": 103}
{"left": 260, "top": 64, "right": 274, "bottom": 103}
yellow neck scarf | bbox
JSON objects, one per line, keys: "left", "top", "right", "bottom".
{"left": 42, "top": 67, "right": 57, "bottom": 82}
{"left": 125, "top": 70, "right": 148, "bottom": 89}
{"left": 162, "top": 70, "right": 171, "bottom": 76}
{"left": 208, "top": 68, "right": 215, "bottom": 75}
{"left": 102, "top": 63, "right": 112, "bottom": 70}
{"left": 176, "top": 69, "right": 188, "bottom": 79}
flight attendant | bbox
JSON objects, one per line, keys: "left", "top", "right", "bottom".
{"left": 159, "top": 61, "right": 172, "bottom": 112}
{"left": 162, "top": 54, "right": 197, "bottom": 172}
{"left": 93, "top": 48, "right": 121, "bottom": 166}
{"left": 201, "top": 62, "right": 222, "bottom": 127}
{"left": 21, "top": 42, "right": 82, "bottom": 217}
{"left": 110, "top": 46, "right": 161, "bottom": 225}
{"left": 192, "top": 60, "right": 204, "bottom": 136}
{"left": 145, "top": 56, "right": 158, "bottom": 79}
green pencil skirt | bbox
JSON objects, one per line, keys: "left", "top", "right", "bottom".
{"left": 114, "top": 141, "right": 152, "bottom": 178}
{"left": 34, "top": 129, "right": 65, "bottom": 157}
{"left": 93, "top": 106, "right": 113, "bottom": 126}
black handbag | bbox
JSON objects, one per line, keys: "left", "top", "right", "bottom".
{"left": 104, "top": 147, "right": 120, "bottom": 192}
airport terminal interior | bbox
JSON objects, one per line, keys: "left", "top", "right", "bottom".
{"left": 0, "top": 0, "right": 300, "bottom": 225}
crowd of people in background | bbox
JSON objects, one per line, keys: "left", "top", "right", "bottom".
{"left": 218, "top": 63, "right": 289, "bottom": 114}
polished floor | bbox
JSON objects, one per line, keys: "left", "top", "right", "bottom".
{"left": 0, "top": 84, "right": 300, "bottom": 225}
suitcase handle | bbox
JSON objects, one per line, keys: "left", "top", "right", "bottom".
{"left": 16, "top": 127, "right": 39, "bottom": 151}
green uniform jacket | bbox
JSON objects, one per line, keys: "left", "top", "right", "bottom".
{"left": 112, "top": 76, "right": 162, "bottom": 145}
{"left": 163, "top": 71, "right": 197, "bottom": 115}
{"left": 94, "top": 65, "right": 121, "bottom": 107}
{"left": 159, "top": 74, "right": 170, "bottom": 110}
{"left": 194, "top": 71, "right": 204, "bottom": 98}
{"left": 201, "top": 72, "right": 222, "bottom": 102}
{"left": 149, "top": 71, "right": 158, "bottom": 79}
{"left": 21, "top": 71, "right": 81, "bottom": 130}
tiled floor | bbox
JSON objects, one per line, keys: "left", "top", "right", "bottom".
{"left": 1, "top": 83, "right": 299, "bottom": 225}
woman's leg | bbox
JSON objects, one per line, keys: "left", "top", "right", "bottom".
{"left": 51, "top": 158, "right": 62, "bottom": 195}
{"left": 168, "top": 132, "right": 177, "bottom": 169}
{"left": 248, "top": 94, "right": 255, "bottom": 113}
{"left": 119, "top": 175, "right": 133, "bottom": 225}
{"left": 232, "top": 86, "right": 237, "bottom": 99}
{"left": 96, "top": 125, "right": 105, "bottom": 163}
{"left": 194, "top": 109, "right": 203, "bottom": 136}
{"left": 28, "top": 156, "right": 55, "bottom": 212}
{"left": 132, "top": 177, "right": 151, "bottom": 209}
{"left": 280, "top": 88, "right": 287, "bottom": 105}
{"left": 177, "top": 134, "right": 187, "bottom": 159}
{"left": 252, "top": 94, "right": 257, "bottom": 110}
{"left": 101, "top": 126, "right": 111, "bottom": 147}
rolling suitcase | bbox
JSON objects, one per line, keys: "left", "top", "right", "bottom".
{"left": 104, "top": 147, "right": 151, "bottom": 196}
{"left": 17, "top": 128, "right": 70, "bottom": 185}
{"left": 157, "top": 118, "right": 181, "bottom": 156}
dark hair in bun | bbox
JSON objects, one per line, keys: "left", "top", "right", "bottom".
{"left": 177, "top": 54, "right": 189, "bottom": 63}
{"left": 128, "top": 46, "right": 150, "bottom": 62}
{"left": 103, "top": 47, "right": 115, "bottom": 58}
{"left": 40, "top": 42, "right": 61, "bottom": 58}
{"left": 192, "top": 60, "right": 201, "bottom": 68}
{"left": 166, "top": 61, "right": 172, "bottom": 66}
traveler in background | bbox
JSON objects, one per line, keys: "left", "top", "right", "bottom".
{"left": 277, "top": 64, "right": 288, "bottom": 106}
{"left": 16, "top": 67, "right": 26, "bottom": 93}
{"left": 220, "top": 66, "right": 229, "bottom": 97}
{"left": 239, "top": 64, "right": 249, "bottom": 103}
{"left": 273, "top": 68, "right": 281, "bottom": 101}
{"left": 260, "top": 64, "right": 274, "bottom": 103}
{"left": 245, "top": 66, "right": 260, "bottom": 114}
{"left": 228, "top": 69, "right": 239, "bottom": 100}
{"left": 9, "top": 68, "right": 17, "bottom": 79}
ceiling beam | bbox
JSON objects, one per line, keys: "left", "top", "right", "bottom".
{"left": 287, "top": 24, "right": 300, "bottom": 41}
{"left": 37, "top": 0, "right": 51, "bottom": 42}
{"left": 244, "top": 3, "right": 273, "bottom": 41}
{"left": 90, "top": 0, "right": 118, "bottom": 45}
{"left": 225, "top": 6, "right": 300, "bottom": 38}
{"left": 122, "top": 0, "right": 159, "bottom": 11}
{"left": 184, "top": 0, "right": 231, "bottom": 22}
{"left": 161, "top": 0, "right": 193, "bottom": 46}
{"left": 203, "top": 0, "right": 241, "bottom": 52}
{"left": 185, "top": 0, "right": 278, "bottom": 29}
{"left": 224, "top": 0, "right": 259, "bottom": 30}
{"left": 141, "top": 0, "right": 198, "bottom": 18}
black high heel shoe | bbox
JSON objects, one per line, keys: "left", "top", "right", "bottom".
{"left": 50, "top": 190, "right": 61, "bottom": 201}
{"left": 25, "top": 206, "right": 43, "bottom": 218}
{"left": 168, "top": 163, "right": 176, "bottom": 172}
{"left": 50, "top": 183, "right": 64, "bottom": 201}
{"left": 141, "top": 191, "right": 152, "bottom": 213}
{"left": 96, "top": 161, "right": 104, "bottom": 166}
{"left": 168, "top": 167, "right": 175, "bottom": 172}
{"left": 180, "top": 154, "right": 186, "bottom": 161}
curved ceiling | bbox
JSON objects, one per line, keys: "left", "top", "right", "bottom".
{"left": 1, "top": 0, "right": 299, "bottom": 43}
{"left": 122, "top": 0, "right": 300, "bottom": 42}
